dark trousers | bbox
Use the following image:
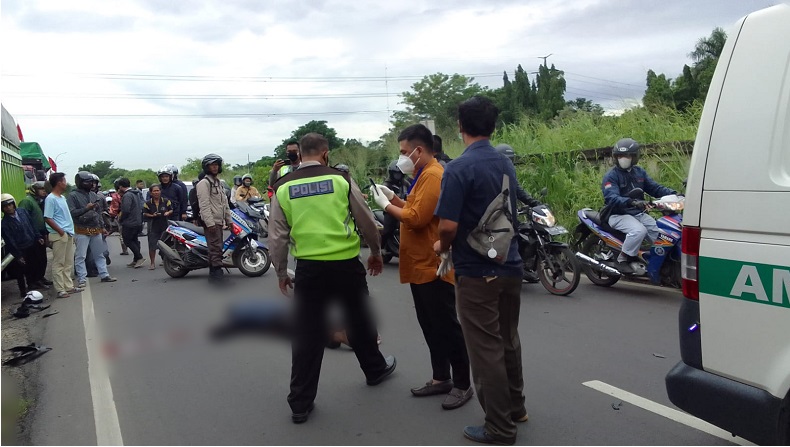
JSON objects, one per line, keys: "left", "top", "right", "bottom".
{"left": 9, "top": 245, "right": 43, "bottom": 296}
{"left": 204, "top": 225, "right": 224, "bottom": 269}
{"left": 411, "top": 279, "right": 470, "bottom": 390}
{"left": 33, "top": 240, "right": 48, "bottom": 281}
{"left": 288, "top": 258, "right": 387, "bottom": 413}
{"left": 456, "top": 275, "right": 525, "bottom": 441}
{"left": 121, "top": 224, "right": 143, "bottom": 261}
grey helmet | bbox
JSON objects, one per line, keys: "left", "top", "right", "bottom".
{"left": 75, "top": 171, "right": 95, "bottom": 191}
{"left": 612, "top": 138, "right": 640, "bottom": 165}
{"left": 163, "top": 164, "right": 179, "bottom": 180}
{"left": 201, "top": 153, "right": 223, "bottom": 175}
{"left": 241, "top": 173, "right": 253, "bottom": 185}
{"left": 495, "top": 143, "right": 516, "bottom": 162}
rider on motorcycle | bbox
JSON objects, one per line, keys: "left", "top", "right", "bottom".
{"left": 496, "top": 143, "right": 542, "bottom": 282}
{"left": 235, "top": 174, "right": 261, "bottom": 204}
{"left": 603, "top": 138, "right": 677, "bottom": 274}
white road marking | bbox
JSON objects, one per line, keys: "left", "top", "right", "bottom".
{"left": 582, "top": 380, "right": 753, "bottom": 446}
{"left": 82, "top": 282, "right": 124, "bottom": 445}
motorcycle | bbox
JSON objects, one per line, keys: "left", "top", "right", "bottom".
{"left": 235, "top": 197, "right": 269, "bottom": 238}
{"left": 157, "top": 209, "right": 271, "bottom": 278}
{"left": 517, "top": 195, "right": 581, "bottom": 296}
{"left": 371, "top": 208, "right": 400, "bottom": 264}
{"left": 572, "top": 189, "right": 685, "bottom": 288}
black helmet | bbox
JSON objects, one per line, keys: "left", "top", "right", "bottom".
{"left": 75, "top": 171, "right": 94, "bottom": 190}
{"left": 233, "top": 175, "right": 243, "bottom": 187}
{"left": 202, "top": 154, "right": 223, "bottom": 175}
{"left": 387, "top": 160, "right": 403, "bottom": 182}
{"left": 242, "top": 174, "right": 253, "bottom": 185}
{"left": 334, "top": 164, "right": 350, "bottom": 173}
{"left": 495, "top": 143, "right": 516, "bottom": 162}
{"left": 612, "top": 138, "right": 640, "bottom": 164}
{"left": 29, "top": 181, "right": 46, "bottom": 195}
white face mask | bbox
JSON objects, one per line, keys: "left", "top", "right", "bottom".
{"left": 617, "top": 157, "right": 633, "bottom": 170}
{"left": 396, "top": 148, "right": 418, "bottom": 175}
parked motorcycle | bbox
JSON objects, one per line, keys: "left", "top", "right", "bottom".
{"left": 517, "top": 196, "right": 580, "bottom": 296}
{"left": 235, "top": 197, "right": 269, "bottom": 238}
{"left": 157, "top": 209, "right": 271, "bottom": 278}
{"left": 572, "top": 189, "right": 685, "bottom": 288}
{"left": 371, "top": 208, "right": 400, "bottom": 263}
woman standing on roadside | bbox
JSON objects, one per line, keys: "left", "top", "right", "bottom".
{"left": 142, "top": 184, "right": 173, "bottom": 270}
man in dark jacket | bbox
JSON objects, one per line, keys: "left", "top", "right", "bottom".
{"left": 118, "top": 178, "right": 146, "bottom": 268}
{"left": 17, "top": 182, "right": 52, "bottom": 286}
{"left": 2, "top": 193, "right": 46, "bottom": 297}
{"left": 68, "top": 172, "right": 117, "bottom": 287}
{"left": 603, "top": 138, "right": 677, "bottom": 273}
{"left": 158, "top": 167, "right": 187, "bottom": 220}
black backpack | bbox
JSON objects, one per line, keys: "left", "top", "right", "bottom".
{"left": 189, "top": 180, "right": 204, "bottom": 225}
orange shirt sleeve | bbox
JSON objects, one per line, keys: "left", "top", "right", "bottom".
{"left": 401, "top": 170, "right": 442, "bottom": 230}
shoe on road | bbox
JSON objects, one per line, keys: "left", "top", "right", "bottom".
{"left": 511, "top": 410, "right": 529, "bottom": 423}
{"left": 101, "top": 276, "right": 117, "bottom": 283}
{"left": 56, "top": 291, "right": 71, "bottom": 298}
{"left": 366, "top": 355, "right": 396, "bottom": 386}
{"left": 134, "top": 259, "right": 147, "bottom": 268}
{"left": 127, "top": 261, "right": 136, "bottom": 268}
{"left": 41, "top": 278, "right": 53, "bottom": 286}
{"left": 291, "top": 402, "right": 314, "bottom": 424}
{"left": 411, "top": 380, "right": 453, "bottom": 397}
{"left": 120, "top": 251, "right": 129, "bottom": 256}
{"left": 463, "top": 425, "right": 515, "bottom": 445}
{"left": 442, "top": 387, "right": 474, "bottom": 410}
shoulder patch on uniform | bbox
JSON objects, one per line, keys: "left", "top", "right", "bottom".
{"left": 289, "top": 179, "right": 334, "bottom": 199}
{"left": 604, "top": 182, "right": 613, "bottom": 189}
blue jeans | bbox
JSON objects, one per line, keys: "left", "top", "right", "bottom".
{"left": 75, "top": 233, "right": 109, "bottom": 282}
{"left": 608, "top": 212, "right": 659, "bottom": 257}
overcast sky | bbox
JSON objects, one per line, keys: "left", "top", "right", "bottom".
{"left": 0, "top": 0, "right": 778, "bottom": 176}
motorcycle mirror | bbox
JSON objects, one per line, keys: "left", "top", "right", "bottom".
{"left": 539, "top": 187, "right": 548, "bottom": 198}
{"left": 627, "top": 188, "right": 645, "bottom": 199}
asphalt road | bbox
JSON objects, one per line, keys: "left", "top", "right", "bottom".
{"left": 28, "top": 234, "right": 739, "bottom": 446}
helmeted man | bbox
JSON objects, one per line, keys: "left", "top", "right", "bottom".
{"left": 195, "top": 154, "right": 233, "bottom": 284}
{"left": 2, "top": 193, "right": 46, "bottom": 297}
{"left": 17, "top": 182, "right": 52, "bottom": 286}
{"left": 157, "top": 166, "right": 188, "bottom": 220}
{"left": 234, "top": 174, "right": 261, "bottom": 203}
{"left": 67, "top": 171, "right": 117, "bottom": 287}
{"left": 269, "top": 132, "right": 396, "bottom": 424}
{"left": 602, "top": 138, "right": 677, "bottom": 274}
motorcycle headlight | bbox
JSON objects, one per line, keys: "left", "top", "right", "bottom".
{"left": 531, "top": 209, "right": 556, "bottom": 227}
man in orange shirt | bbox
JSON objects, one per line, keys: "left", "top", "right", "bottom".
{"left": 371, "top": 124, "right": 472, "bottom": 410}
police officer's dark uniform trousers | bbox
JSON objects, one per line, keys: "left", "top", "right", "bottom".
{"left": 271, "top": 164, "right": 389, "bottom": 415}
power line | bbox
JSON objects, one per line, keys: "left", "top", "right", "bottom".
{"left": 5, "top": 92, "right": 402, "bottom": 100}
{"left": 564, "top": 72, "right": 643, "bottom": 88}
{"left": 14, "top": 110, "right": 391, "bottom": 118}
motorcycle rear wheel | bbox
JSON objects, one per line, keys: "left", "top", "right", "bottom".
{"left": 580, "top": 237, "right": 621, "bottom": 287}
{"left": 163, "top": 256, "right": 189, "bottom": 278}
{"left": 537, "top": 247, "right": 580, "bottom": 296}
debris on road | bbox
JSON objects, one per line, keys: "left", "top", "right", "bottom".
{"left": 2, "top": 343, "right": 52, "bottom": 366}
{"left": 652, "top": 353, "right": 666, "bottom": 358}
{"left": 611, "top": 401, "right": 622, "bottom": 410}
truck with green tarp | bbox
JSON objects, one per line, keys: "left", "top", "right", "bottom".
{"left": 1, "top": 104, "right": 25, "bottom": 202}
{"left": 20, "top": 141, "right": 51, "bottom": 184}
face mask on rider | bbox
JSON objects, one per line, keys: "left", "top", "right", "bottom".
{"left": 287, "top": 152, "right": 299, "bottom": 163}
{"left": 617, "top": 156, "right": 633, "bottom": 170}
{"left": 396, "top": 147, "right": 419, "bottom": 175}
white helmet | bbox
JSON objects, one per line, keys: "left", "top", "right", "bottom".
{"left": 24, "top": 290, "right": 44, "bottom": 304}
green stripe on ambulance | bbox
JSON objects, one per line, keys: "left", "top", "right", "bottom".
{"left": 699, "top": 257, "right": 790, "bottom": 309}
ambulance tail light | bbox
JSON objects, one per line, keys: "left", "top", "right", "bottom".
{"left": 681, "top": 226, "right": 701, "bottom": 300}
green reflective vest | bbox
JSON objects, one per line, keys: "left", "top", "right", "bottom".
{"left": 275, "top": 166, "right": 360, "bottom": 261}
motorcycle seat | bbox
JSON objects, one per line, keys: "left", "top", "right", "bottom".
{"left": 582, "top": 210, "right": 628, "bottom": 242}
{"left": 583, "top": 209, "right": 603, "bottom": 226}
{"left": 175, "top": 220, "right": 205, "bottom": 236}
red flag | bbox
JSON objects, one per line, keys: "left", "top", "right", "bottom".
{"left": 17, "top": 124, "right": 24, "bottom": 142}
{"left": 48, "top": 157, "right": 58, "bottom": 172}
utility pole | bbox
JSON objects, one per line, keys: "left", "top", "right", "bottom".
{"left": 537, "top": 53, "right": 553, "bottom": 67}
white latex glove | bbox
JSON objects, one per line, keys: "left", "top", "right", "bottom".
{"left": 373, "top": 189, "right": 391, "bottom": 210}
{"left": 436, "top": 252, "right": 453, "bottom": 277}
{"left": 373, "top": 184, "right": 395, "bottom": 200}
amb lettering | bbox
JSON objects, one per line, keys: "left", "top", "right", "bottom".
{"left": 289, "top": 179, "right": 334, "bottom": 199}
{"left": 730, "top": 264, "right": 790, "bottom": 306}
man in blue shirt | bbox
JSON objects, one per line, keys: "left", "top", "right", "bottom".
{"left": 434, "top": 96, "right": 526, "bottom": 445}
{"left": 44, "top": 172, "right": 82, "bottom": 298}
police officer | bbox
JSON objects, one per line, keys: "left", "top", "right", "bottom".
{"left": 269, "top": 132, "right": 396, "bottom": 424}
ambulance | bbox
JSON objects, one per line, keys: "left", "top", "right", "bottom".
{"left": 664, "top": 4, "right": 790, "bottom": 445}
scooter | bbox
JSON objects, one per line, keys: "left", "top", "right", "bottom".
{"left": 371, "top": 208, "right": 400, "bottom": 264}
{"left": 157, "top": 209, "right": 271, "bottom": 278}
{"left": 235, "top": 197, "right": 269, "bottom": 238}
{"left": 572, "top": 189, "right": 685, "bottom": 288}
{"left": 517, "top": 198, "right": 581, "bottom": 296}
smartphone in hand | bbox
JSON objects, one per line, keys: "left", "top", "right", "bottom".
{"left": 283, "top": 159, "right": 292, "bottom": 166}
{"left": 369, "top": 178, "right": 378, "bottom": 195}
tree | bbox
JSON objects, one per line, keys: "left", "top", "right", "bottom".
{"left": 689, "top": 27, "right": 727, "bottom": 101}
{"left": 565, "top": 97, "right": 604, "bottom": 115}
{"left": 672, "top": 65, "right": 699, "bottom": 111}
{"left": 77, "top": 160, "right": 115, "bottom": 178}
{"left": 535, "top": 63, "right": 567, "bottom": 120}
{"left": 643, "top": 69, "right": 674, "bottom": 109}
{"left": 273, "top": 120, "right": 343, "bottom": 159}
{"left": 397, "top": 73, "right": 486, "bottom": 134}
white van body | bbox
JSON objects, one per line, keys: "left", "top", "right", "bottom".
{"left": 665, "top": 4, "right": 790, "bottom": 445}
